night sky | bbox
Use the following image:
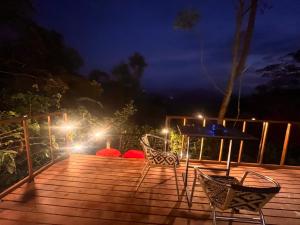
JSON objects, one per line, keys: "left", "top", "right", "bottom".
{"left": 35, "top": 0, "right": 300, "bottom": 95}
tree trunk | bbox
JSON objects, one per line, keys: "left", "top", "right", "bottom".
{"left": 218, "top": 0, "right": 258, "bottom": 123}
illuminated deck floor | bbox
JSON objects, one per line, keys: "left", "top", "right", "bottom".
{"left": 0, "top": 154, "right": 300, "bottom": 225}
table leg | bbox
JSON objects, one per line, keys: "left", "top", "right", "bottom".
{"left": 226, "top": 139, "right": 233, "bottom": 176}
{"left": 183, "top": 136, "right": 190, "bottom": 188}
{"left": 181, "top": 137, "right": 193, "bottom": 206}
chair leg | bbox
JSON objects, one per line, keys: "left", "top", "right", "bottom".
{"left": 173, "top": 165, "right": 179, "bottom": 200}
{"left": 140, "top": 162, "right": 149, "bottom": 177}
{"left": 190, "top": 168, "right": 197, "bottom": 205}
{"left": 136, "top": 165, "right": 150, "bottom": 191}
{"left": 211, "top": 205, "right": 217, "bottom": 225}
{"left": 259, "top": 209, "right": 266, "bottom": 225}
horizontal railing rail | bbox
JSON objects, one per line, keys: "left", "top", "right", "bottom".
{"left": 165, "top": 115, "right": 300, "bottom": 168}
{"left": 0, "top": 111, "right": 70, "bottom": 199}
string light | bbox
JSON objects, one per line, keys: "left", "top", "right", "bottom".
{"left": 72, "top": 143, "right": 83, "bottom": 152}
{"left": 161, "top": 128, "right": 169, "bottom": 134}
{"left": 93, "top": 129, "right": 106, "bottom": 138}
{"left": 197, "top": 113, "right": 204, "bottom": 119}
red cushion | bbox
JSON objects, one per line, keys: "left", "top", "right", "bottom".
{"left": 123, "top": 150, "right": 145, "bottom": 158}
{"left": 96, "top": 148, "right": 121, "bottom": 157}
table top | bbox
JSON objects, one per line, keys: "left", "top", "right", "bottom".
{"left": 177, "top": 124, "right": 257, "bottom": 140}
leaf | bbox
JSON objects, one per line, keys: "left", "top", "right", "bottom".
{"left": 174, "top": 9, "right": 200, "bottom": 30}
{"left": 6, "top": 160, "right": 16, "bottom": 174}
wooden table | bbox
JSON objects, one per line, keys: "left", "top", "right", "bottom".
{"left": 178, "top": 124, "right": 257, "bottom": 206}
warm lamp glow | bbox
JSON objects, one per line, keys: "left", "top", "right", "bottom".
{"left": 197, "top": 114, "right": 204, "bottom": 119}
{"left": 60, "top": 123, "right": 76, "bottom": 131}
{"left": 73, "top": 143, "right": 83, "bottom": 152}
{"left": 161, "top": 128, "right": 169, "bottom": 134}
{"left": 94, "top": 130, "right": 106, "bottom": 138}
{"left": 251, "top": 117, "right": 256, "bottom": 121}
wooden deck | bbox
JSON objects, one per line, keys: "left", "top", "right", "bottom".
{"left": 0, "top": 154, "right": 300, "bottom": 225}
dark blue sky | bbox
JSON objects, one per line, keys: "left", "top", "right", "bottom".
{"left": 35, "top": 0, "right": 300, "bottom": 95}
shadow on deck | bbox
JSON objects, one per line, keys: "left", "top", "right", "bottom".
{"left": 0, "top": 154, "right": 300, "bottom": 225}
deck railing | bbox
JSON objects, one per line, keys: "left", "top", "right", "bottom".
{"left": 165, "top": 115, "right": 300, "bottom": 168}
{"left": 0, "top": 112, "right": 70, "bottom": 199}
{"left": 1, "top": 113, "right": 299, "bottom": 199}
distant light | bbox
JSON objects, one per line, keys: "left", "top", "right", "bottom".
{"left": 60, "top": 123, "right": 76, "bottom": 131}
{"left": 251, "top": 117, "right": 256, "bottom": 121}
{"left": 94, "top": 129, "right": 106, "bottom": 138}
{"left": 73, "top": 143, "right": 83, "bottom": 152}
{"left": 197, "top": 114, "right": 204, "bottom": 119}
{"left": 161, "top": 128, "right": 169, "bottom": 134}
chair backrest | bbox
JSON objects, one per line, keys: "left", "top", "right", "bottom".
{"left": 140, "top": 134, "right": 178, "bottom": 166}
{"left": 198, "top": 171, "right": 280, "bottom": 212}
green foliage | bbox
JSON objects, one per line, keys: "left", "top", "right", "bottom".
{"left": 169, "top": 131, "right": 184, "bottom": 154}
{"left": 169, "top": 130, "right": 221, "bottom": 160}
{"left": 109, "top": 101, "right": 137, "bottom": 131}
{"left": 118, "top": 125, "right": 156, "bottom": 152}
{"left": 66, "top": 101, "right": 138, "bottom": 152}
{"left": 0, "top": 150, "right": 17, "bottom": 174}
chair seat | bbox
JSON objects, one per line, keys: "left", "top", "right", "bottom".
{"left": 204, "top": 175, "right": 240, "bottom": 209}
{"left": 147, "top": 149, "right": 179, "bottom": 166}
{"left": 96, "top": 148, "right": 121, "bottom": 157}
{"left": 210, "top": 175, "right": 240, "bottom": 185}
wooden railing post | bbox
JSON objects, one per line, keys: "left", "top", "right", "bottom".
{"left": 280, "top": 123, "right": 291, "bottom": 166}
{"left": 237, "top": 121, "right": 247, "bottom": 163}
{"left": 199, "top": 118, "right": 206, "bottom": 160}
{"left": 258, "top": 122, "right": 269, "bottom": 164}
{"left": 22, "top": 118, "right": 33, "bottom": 182}
{"left": 180, "top": 118, "right": 187, "bottom": 158}
{"left": 63, "top": 113, "right": 71, "bottom": 154}
{"left": 47, "top": 115, "right": 54, "bottom": 162}
{"left": 164, "top": 117, "right": 170, "bottom": 152}
{"left": 218, "top": 120, "right": 226, "bottom": 162}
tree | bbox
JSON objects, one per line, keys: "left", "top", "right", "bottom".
{"left": 174, "top": 1, "right": 259, "bottom": 122}
{"left": 88, "top": 69, "right": 110, "bottom": 83}
{"left": 0, "top": 0, "right": 34, "bottom": 36}
{"left": 129, "top": 52, "right": 147, "bottom": 80}
{"left": 256, "top": 49, "right": 300, "bottom": 92}
{"left": 218, "top": 0, "right": 258, "bottom": 122}
{"left": 112, "top": 52, "right": 147, "bottom": 86}
{"left": 242, "top": 49, "right": 300, "bottom": 121}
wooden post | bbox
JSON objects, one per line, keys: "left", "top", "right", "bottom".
{"left": 63, "top": 113, "right": 70, "bottom": 155}
{"left": 164, "top": 117, "right": 170, "bottom": 152}
{"left": 199, "top": 119, "right": 206, "bottom": 160}
{"left": 180, "top": 118, "right": 187, "bottom": 158}
{"left": 218, "top": 120, "right": 226, "bottom": 162}
{"left": 237, "top": 121, "right": 247, "bottom": 163}
{"left": 22, "top": 118, "right": 33, "bottom": 182}
{"left": 258, "top": 122, "right": 269, "bottom": 164}
{"left": 47, "top": 115, "right": 54, "bottom": 162}
{"left": 280, "top": 123, "right": 291, "bottom": 166}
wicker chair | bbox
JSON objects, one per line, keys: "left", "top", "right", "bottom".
{"left": 136, "top": 134, "right": 180, "bottom": 198}
{"left": 194, "top": 168, "right": 280, "bottom": 225}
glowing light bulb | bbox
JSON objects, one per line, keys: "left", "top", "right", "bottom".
{"left": 93, "top": 128, "right": 107, "bottom": 139}
{"left": 161, "top": 128, "right": 169, "bottom": 134}
{"left": 251, "top": 117, "right": 256, "bottom": 121}
{"left": 61, "top": 123, "right": 75, "bottom": 131}
{"left": 197, "top": 114, "right": 204, "bottom": 119}
{"left": 73, "top": 143, "right": 82, "bottom": 152}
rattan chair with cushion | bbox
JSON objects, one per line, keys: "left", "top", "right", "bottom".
{"left": 136, "top": 134, "right": 180, "bottom": 198}
{"left": 193, "top": 168, "right": 280, "bottom": 225}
